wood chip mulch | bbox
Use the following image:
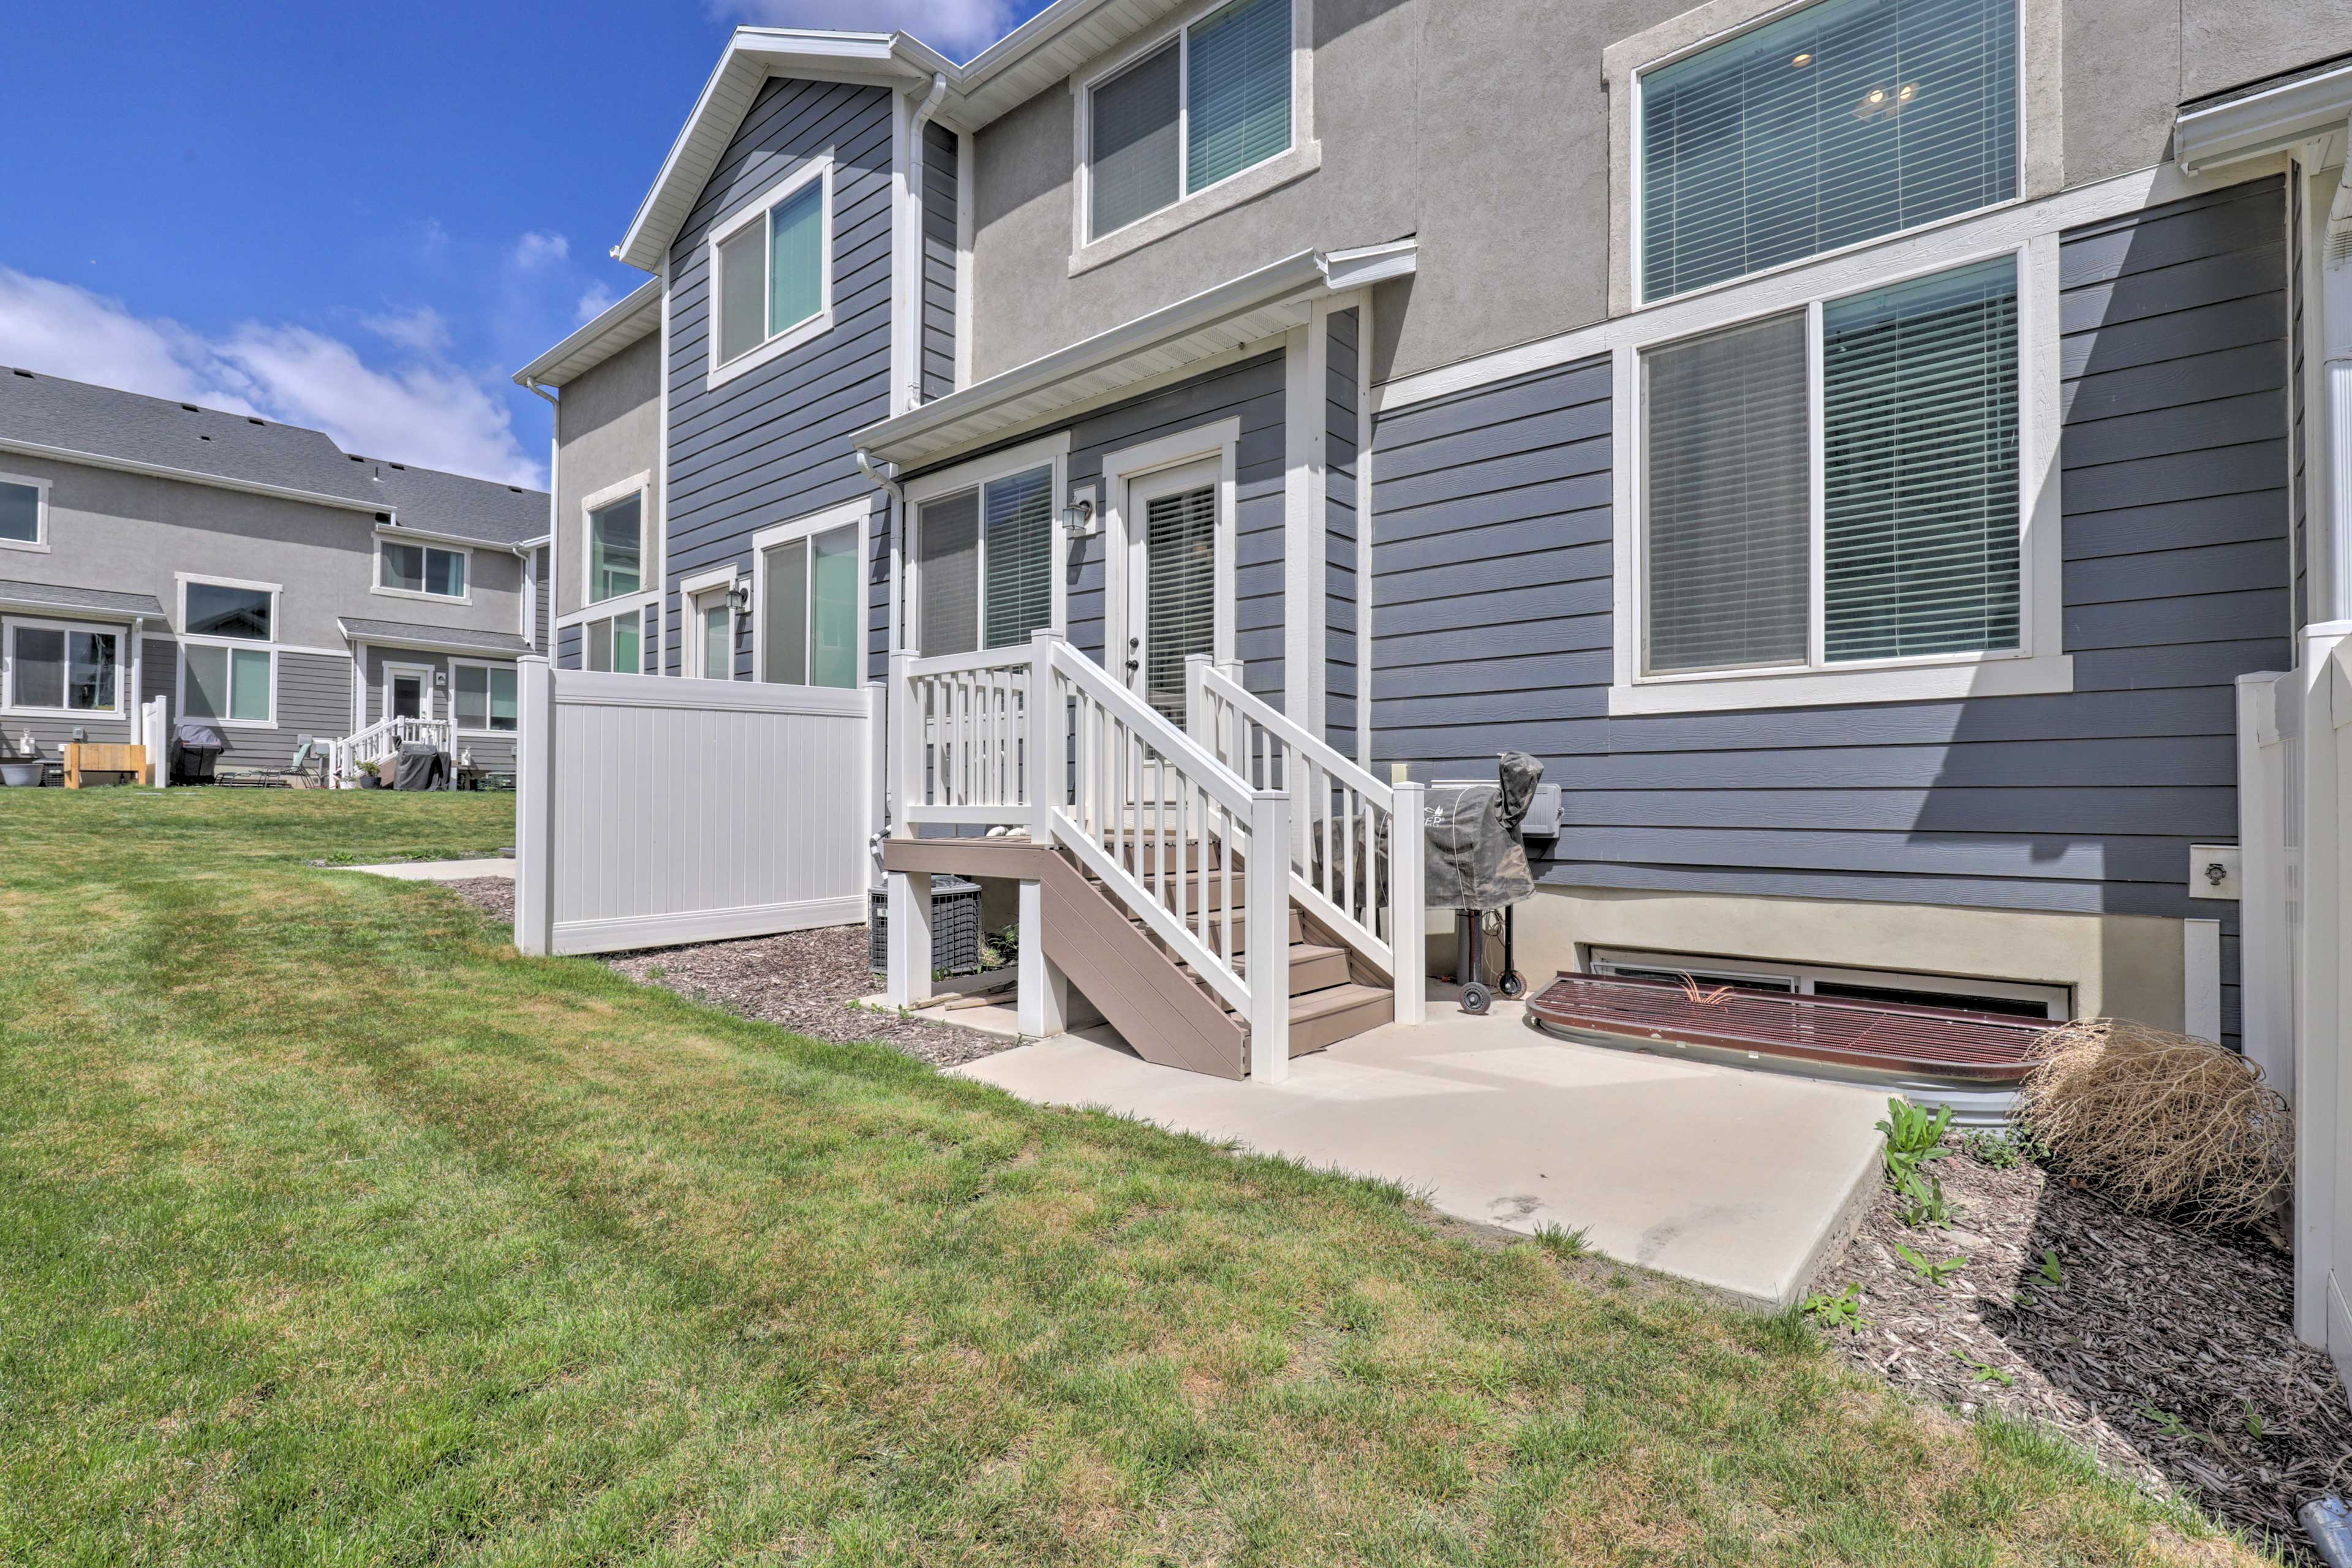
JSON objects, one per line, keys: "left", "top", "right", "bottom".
{"left": 440, "top": 878, "right": 1019, "bottom": 1069}
{"left": 1819, "top": 1138, "right": 2352, "bottom": 1561}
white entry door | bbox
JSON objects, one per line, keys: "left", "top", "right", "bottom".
{"left": 386, "top": 663, "right": 432, "bottom": 721}
{"left": 1118, "top": 457, "right": 1227, "bottom": 721}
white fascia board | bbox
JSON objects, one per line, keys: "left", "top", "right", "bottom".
{"left": 853, "top": 242, "right": 1417, "bottom": 466}
{"left": 512, "top": 277, "right": 664, "bottom": 389}
{"left": 374, "top": 521, "right": 546, "bottom": 554}
{"left": 616, "top": 31, "right": 963, "bottom": 273}
{"left": 0, "top": 435, "right": 382, "bottom": 515}
{"left": 2176, "top": 61, "right": 2352, "bottom": 174}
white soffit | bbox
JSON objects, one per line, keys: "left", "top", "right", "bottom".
{"left": 856, "top": 241, "right": 1415, "bottom": 470}
{"left": 513, "top": 278, "right": 663, "bottom": 390}
{"left": 2175, "top": 58, "right": 2352, "bottom": 175}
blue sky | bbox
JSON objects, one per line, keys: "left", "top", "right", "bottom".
{"left": 0, "top": 0, "right": 1050, "bottom": 488}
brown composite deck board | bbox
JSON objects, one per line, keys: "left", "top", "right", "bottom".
{"left": 1036, "top": 851, "right": 1248, "bottom": 1079}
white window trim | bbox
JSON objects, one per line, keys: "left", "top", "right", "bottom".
{"left": 1605, "top": 0, "right": 2062, "bottom": 317}
{"left": 573, "top": 472, "right": 654, "bottom": 617}
{"left": 573, "top": 605, "right": 652, "bottom": 675}
{"left": 373, "top": 537, "right": 472, "bottom": 605}
{"left": 1068, "top": 0, "right": 1318, "bottom": 276}
{"left": 1, "top": 615, "right": 129, "bottom": 718}
{"left": 1098, "top": 420, "right": 1242, "bottom": 690}
{"left": 1609, "top": 232, "right": 2070, "bottom": 716}
{"left": 447, "top": 657, "right": 519, "bottom": 737}
{"left": 704, "top": 151, "right": 837, "bottom": 391}
{"left": 382, "top": 659, "right": 436, "bottom": 725}
{"left": 752, "top": 498, "right": 870, "bottom": 688}
{"left": 0, "top": 469, "right": 52, "bottom": 554}
{"left": 178, "top": 638, "right": 278, "bottom": 729}
{"left": 905, "top": 431, "right": 1073, "bottom": 655}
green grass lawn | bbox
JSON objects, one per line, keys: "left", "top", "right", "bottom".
{"left": 0, "top": 790, "right": 2267, "bottom": 1565}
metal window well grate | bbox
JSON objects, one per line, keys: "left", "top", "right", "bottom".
{"left": 869, "top": 876, "right": 986, "bottom": 978}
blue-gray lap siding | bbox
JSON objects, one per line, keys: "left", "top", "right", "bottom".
{"left": 663, "top": 75, "right": 895, "bottom": 683}
{"left": 1366, "top": 176, "right": 2290, "bottom": 1049}
{"left": 141, "top": 641, "right": 353, "bottom": 769}
{"left": 922, "top": 121, "right": 957, "bottom": 405}
{"left": 1326, "top": 307, "right": 1360, "bottom": 758}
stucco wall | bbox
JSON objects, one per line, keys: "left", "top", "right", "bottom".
{"left": 552, "top": 330, "right": 663, "bottom": 621}
{"left": 966, "top": 0, "right": 2334, "bottom": 389}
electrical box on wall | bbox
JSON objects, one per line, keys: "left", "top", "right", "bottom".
{"left": 2188, "top": 844, "right": 2241, "bottom": 900}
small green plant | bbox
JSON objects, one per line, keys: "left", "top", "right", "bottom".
{"left": 2137, "top": 1404, "right": 2199, "bottom": 1442}
{"left": 2036, "top": 1249, "right": 2064, "bottom": 1291}
{"left": 1877, "top": 1099, "right": 1957, "bottom": 1227}
{"left": 1803, "top": 1282, "right": 1863, "bottom": 1331}
{"left": 1953, "top": 1351, "right": 2013, "bottom": 1386}
{"left": 981, "top": 923, "right": 1020, "bottom": 970}
{"left": 1534, "top": 1223, "right": 1593, "bottom": 1261}
{"left": 1893, "top": 1166, "right": 1952, "bottom": 1228}
{"left": 1895, "top": 1244, "right": 1966, "bottom": 1287}
{"left": 2241, "top": 1398, "right": 2264, "bottom": 1440}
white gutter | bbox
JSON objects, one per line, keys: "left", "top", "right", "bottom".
{"left": 0, "top": 435, "right": 383, "bottom": 515}
{"left": 2176, "top": 59, "right": 2352, "bottom": 174}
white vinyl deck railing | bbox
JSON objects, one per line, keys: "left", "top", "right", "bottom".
{"left": 889, "top": 631, "right": 1296, "bottom": 1077}
{"left": 1186, "top": 657, "right": 1425, "bottom": 1027}
{"left": 328, "top": 715, "right": 453, "bottom": 785}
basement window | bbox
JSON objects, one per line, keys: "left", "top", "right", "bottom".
{"left": 1585, "top": 947, "right": 2067, "bottom": 1020}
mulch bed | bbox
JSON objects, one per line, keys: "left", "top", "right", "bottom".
{"left": 440, "top": 878, "right": 1019, "bottom": 1070}
{"left": 1820, "top": 1136, "right": 2352, "bottom": 1560}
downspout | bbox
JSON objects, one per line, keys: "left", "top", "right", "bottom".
{"left": 905, "top": 74, "right": 949, "bottom": 412}
{"left": 856, "top": 447, "right": 907, "bottom": 851}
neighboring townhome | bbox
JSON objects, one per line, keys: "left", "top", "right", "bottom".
{"left": 0, "top": 366, "right": 551, "bottom": 777}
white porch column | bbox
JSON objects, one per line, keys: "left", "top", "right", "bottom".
{"left": 2295, "top": 624, "right": 2352, "bottom": 1359}
{"left": 513, "top": 656, "right": 557, "bottom": 957}
{"left": 1019, "top": 630, "right": 1071, "bottom": 1038}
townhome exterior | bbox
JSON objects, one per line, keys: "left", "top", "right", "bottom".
{"left": 531, "top": 0, "right": 2339, "bottom": 1049}
{"left": 0, "top": 367, "right": 551, "bottom": 776}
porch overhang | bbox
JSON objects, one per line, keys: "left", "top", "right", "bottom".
{"left": 2174, "top": 55, "right": 2352, "bottom": 174}
{"left": 854, "top": 240, "right": 1417, "bottom": 473}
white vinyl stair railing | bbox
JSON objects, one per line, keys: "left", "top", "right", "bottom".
{"left": 888, "top": 631, "right": 1294, "bottom": 1079}
{"left": 1185, "top": 656, "right": 1425, "bottom": 1027}
{"left": 327, "top": 715, "right": 453, "bottom": 785}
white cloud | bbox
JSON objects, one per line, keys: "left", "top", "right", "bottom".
{"left": 0, "top": 268, "right": 543, "bottom": 488}
{"left": 707, "top": 0, "right": 1017, "bottom": 55}
{"left": 511, "top": 231, "right": 570, "bottom": 270}
{"left": 575, "top": 283, "right": 617, "bottom": 325}
{"left": 362, "top": 305, "right": 452, "bottom": 355}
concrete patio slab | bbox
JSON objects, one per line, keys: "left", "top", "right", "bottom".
{"left": 335, "top": 858, "right": 516, "bottom": 881}
{"left": 951, "top": 998, "right": 1888, "bottom": 1311}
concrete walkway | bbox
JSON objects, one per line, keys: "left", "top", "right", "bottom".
{"left": 952, "top": 997, "right": 1887, "bottom": 1310}
{"left": 334, "top": 858, "right": 515, "bottom": 881}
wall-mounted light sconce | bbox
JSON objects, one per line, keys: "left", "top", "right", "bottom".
{"left": 1061, "top": 483, "right": 1101, "bottom": 538}
{"left": 726, "top": 579, "right": 752, "bottom": 617}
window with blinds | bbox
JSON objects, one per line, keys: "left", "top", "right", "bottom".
{"left": 1640, "top": 255, "right": 2022, "bottom": 680}
{"left": 762, "top": 537, "right": 809, "bottom": 685}
{"left": 1643, "top": 311, "right": 1811, "bottom": 674}
{"left": 982, "top": 466, "right": 1055, "bottom": 649}
{"left": 918, "top": 491, "right": 979, "bottom": 657}
{"left": 1638, "top": 0, "right": 2018, "bottom": 302}
{"left": 1144, "top": 484, "right": 1218, "bottom": 718}
{"left": 1087, "top": 0, "right": 1292, "bottom": 241}
{"left": 1823, "top": 255, "right": 2019, "bottom": 661}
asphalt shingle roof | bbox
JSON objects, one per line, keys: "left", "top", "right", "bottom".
{"left": 0, "top": 577, "right": 167, "bottom": 617}
{"left": 337, "top": 616, "right": 532, "bottom": 655}
{"left": 0, "top": 366, "right": 548, "bottom": 548}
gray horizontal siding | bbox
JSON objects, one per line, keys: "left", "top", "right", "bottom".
{"left": 922, "top": 121, "right": 957, "bottom": 404}
{"left": 665, "top": 76, "right": 896, "bottom": 682}
{"left": 140, "top": 642, "right": 352, "bottom": 770}
{"left": 1326, "top": 307, "right": 1359, "bottom": 758}
{"left": 1366, "top": 177, "right": 2290, "bottom": 1047}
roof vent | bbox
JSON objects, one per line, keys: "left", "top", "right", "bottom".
{"left": 10, "top": 369, "right": 31, "bottom": 379}
{"left": 507, "top": 486, "right": 522, "bottom": 493}
{"left": 348, "top": 453, "right": 364, "bottom": 462}
{"left": 374, "top": 511, "right": 391, "bottom": 522}
{"left": 389, "top": 462, "right": 406, "bottom": 470}
{"left": 179, "top": 404, "right": 198, "bottom": 412}
{"left": 199, "top": 434, "right": 213, "bottom": 442}
{"left": 246, "top": 417, "right": 263, "bottom": 426}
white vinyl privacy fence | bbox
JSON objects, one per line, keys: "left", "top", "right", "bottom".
{"left": 513, "top": 657, "right": 878, "bottom": 956}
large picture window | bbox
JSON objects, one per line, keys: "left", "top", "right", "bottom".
{"left": 1088, "top": 0, "right": 1292, "bottom": 241}
{"left": 1642, "top": 254, "right": 2019, "bottom": 679}
{"left": 453, "top": 662, "right": 518, "bottom": 733}
{"left": 1638, "top": 0, "right": 2019, "bottom": 303}
{"left": 712, "top": 157, "right": 832, "bottom": 374}
{"left": 587, "top": 492, "right": 643, "bottom": 606}
{"left": 759, "top": 519, "right": 861, "bottom": 688}
{"left": 184, "top": 581, "right": 272, "bottom": 641}
{"left": 916, "top": 465, "right": 1055, "bottom": 657}
{"left": 4, "top": 620, "right": 120, "bottom": 714}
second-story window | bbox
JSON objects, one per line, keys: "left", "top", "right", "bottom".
{"left": 0, "top": 475, "right": 46, "bottom": 549}
{"left": 712, "top": 156, "right": 832, "bottom": 372}
{"left": 179, "top": 577, "right": 277, "bottom": 726}
{"left": 587, "top": 492, "right": 643, "bottom": 605}
{"left": 1088, "top": 0, "right": 1292, "bottom": 241}
{"left": 1638, "top": 0, "right": 2018, "bottom": 303}
{"left": 380, "top": 540, "right": 467, "bottom": 598}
